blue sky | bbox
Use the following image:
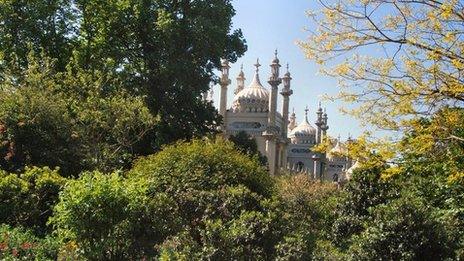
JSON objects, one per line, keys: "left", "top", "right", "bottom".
{"left": 212, "top": 0, "right": 364, "bottom": 140}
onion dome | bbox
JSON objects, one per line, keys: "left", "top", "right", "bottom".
{"left": 231, "top": 59, "right": 269, "bottom": 113}
{"left": 289, "top": 107, "right": 317, "bottom": 144}
{"left": 288, "top": 108, "right": 297, "bottom": 131}
{"left": 272, "top": 49, "right": 280, "bottom": 64}
{"left": 346, "top": 160, "right": 361, "bottom": 180}
{"left": 328, "top": 138, "right": 347, "bottom": 161}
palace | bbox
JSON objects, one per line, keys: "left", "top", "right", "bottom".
{"left": 214, "top": 52, "right": 357, "bottom": 182}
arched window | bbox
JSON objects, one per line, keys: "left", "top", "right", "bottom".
{"left": 332, "top": 173, "right": 339, "bottom": 182}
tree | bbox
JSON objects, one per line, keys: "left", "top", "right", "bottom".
{"left": 301, "top": 0, "right": 464, "bottom": 134}
{"left": 0, "top": 0, "right": 247, "bottom": 148}
{"left": 0, "top": 54, "right": 157, "bottom": 175}
{"left": 0, "top": 0, "right": 75, "bottom": 75}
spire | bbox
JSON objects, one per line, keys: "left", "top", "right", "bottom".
{"left": 323, "top": 108, "right": 328, "bottom": 123}
{"left": 304, "top": 106, "right": 309, "bottom": 123}
{"left": 270, "top": 51, "right": 281, "bottom": 80}
{"left": 249, "top": 58, "right": 263, "bottom": 88}
{"left": 235, "top": 63, "right": 245, "bottom": 95}
{"left": 288, "top": 107, "right": 297, "bottom": 131}
{"left": 254, "top": 58, "right": 261, "bottom": 73}
{"left": 317, "top": 101, "right": 323, "bottom": 114}
{"left": 272, "top": 49, "right": 279, "bottom": 64}
{"left": 282, "top": 63, "right": 292, "bottom": 88}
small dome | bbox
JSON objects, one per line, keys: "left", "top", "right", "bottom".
{"left": 346, "top": 161, "right": 362, "bottom": 180}
{"left": 231, "top": 67, "right": 269, "bottom": 113}
{"left": 328, "top": 140, "right": 347, "bottom": 161}
{"left": 289, "top": 109, "right": 316, "bottom": 144}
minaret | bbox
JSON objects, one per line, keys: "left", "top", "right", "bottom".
{"left": 235, "top": 64, "right": 245, "bottom": 95}
{"left": 281, "top": 64, "right": 293, "bottom": 138}
{"left": 288, "top": 108, "right": 297, "bottom": 131}
{"left": 280, "top": 64, "right": 293, "bottom": 171}
{"left": 304, "top": 106, "right": 310, "bottom": 122}
{"left": 219, "top": 59, "right": 231, "bottom": 130}
{"left": 268, "top": 50, "right": 282, "bottom": 126}
{"left": 315, "top": 102, "right": 323, "bottom": 144}
{"left": 263, "top": 50, "right": 282, "bottom": 175}
{"left": 321, "top": 108, "right": 329, "bottom": 140}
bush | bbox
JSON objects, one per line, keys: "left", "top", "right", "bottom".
{"left": 0, "top": 224, "right": 59, "bottom": 260}
{"left": 52, "top": 139, "right": 276, "bottom": 259}
{"left": 0, "top": 167, "right": 66, "bottom": 234}
{"left": 273, "top": 174, "right": 340, "bottom": 259}
{"left": 50, "top": 171, "right": 173, "bottom": 260}
{"left": 348, "top": 197, "right": 453, "bottom": 260}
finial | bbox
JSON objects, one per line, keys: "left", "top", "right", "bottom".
{"left": 275, "top": 49, "right": 278, "bottom": 58}
{"left": 286, "top": 63, "right": 289, "bottom": 72}
{"left": 292, "top": 107, "right": 295, "bottom": 114}
{"left": 254, "top": 58, "right": 261, "bottom": 73}
{"left": 240, "top": 63, "right": 243, "bottom": 71}
{"left": 305, "top": 106, "right": 309, "bottom": 121}
{"left": 319, "top": 101, "right": 322, "bottom": 108}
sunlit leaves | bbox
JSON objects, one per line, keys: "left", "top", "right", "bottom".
{"left": 301, "top": 0, "right": 464, "bottom": 135}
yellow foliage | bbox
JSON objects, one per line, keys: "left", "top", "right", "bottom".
{"left": 382, "top": 166, "right": 403, "bottom": 180}
{"left": 448, "top": 172, "right": 464, "bottom": 184}
{"left": 300, "top": 0, "right": 464, "bottom": 164}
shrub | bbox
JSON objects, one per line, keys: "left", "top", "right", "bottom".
{"left": 348, "top": 197, "right": 453, "bottom": 260}
{"left": 0, "top": 167, "right": 66, "bottom": 234}
{"left": 52, "top": 139, "right": 276, "bottom": 259}
{"left": 0, "top": 224, "right": 59, "bottom": 260}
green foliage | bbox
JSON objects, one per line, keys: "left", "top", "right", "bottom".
{"left": 229, "top": 131, "right": 267, "bottom": 165}
{"left": 159, "top": 210, "right": 281, "bottom": 260}
{"left": 273, "top": 174, "right": 340, "bottom": 260}
{"left": 0, "top": 0, "right": 74, "bottom": 74}
{"left": 0, "top": 0, "right": 246, "bottom": 149}
{"left": 330, "top": 165, "right": 399, "bottom": 249}
{"left": 52, "top": 139, "right": 277, "bottom": 259}
{"left": 0, "top": 224, "right": 59, "bottom": 260}
{"left": 321, "top": 155, "right": 461, "bottom": 259}
{"left": 51, "top": 171, "right": 181, "bottom": 260}
{"left": 129, "top": 138, "right": 273, "bottom": 198}
{"left": 348, "top": 197, "right": 452, "bottom": 260}
{"left": 0, "top": 55, "right": 157, "bottom": 175}
{"left": 0, "top": 167, "right": 66, "bottom": 235}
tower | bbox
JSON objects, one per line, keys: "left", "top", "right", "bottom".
{"left": 280, "top": 63, "right": 293, "bottom": 170}
{"left": 235, "top": 64, "right": 245, "bottom": 95}
{"left": 219, "top": 59, "right": 231, "bottom": 130}
{"left": 288, "top": 108, "right": 297, "bottom": 131}
{"left": 263, "top": 50, "right": 282, "bottom": 175}
{"left": 315, "top": 102, "right": 323, "bottom": 144}
{"left": 321, "top": 108, "right": 329, "bottom": 140}
{"left": 267, "top": 50, "right": 281, "bottom": 127}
